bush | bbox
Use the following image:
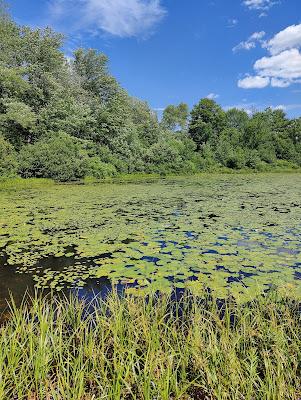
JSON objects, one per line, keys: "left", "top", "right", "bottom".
{"left": 144, "top": 140, "right": 182, "bottom": 173}
{"left": 18, "top": 133, "right": 87, "bottom": 181}
{"left": 0, "top": 134, "right": 18, "bottom": 177}
{"left": 84, "top": 157, "right": 117, "bottom": 179}
{"left": 244, "top": 149, "right": 262, "bottom": 170}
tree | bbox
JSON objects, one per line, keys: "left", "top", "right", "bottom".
{"left": 161, "top": 103, "right": 189, "bottom": 131}
{"left": 130, "top": 98, "right": 161, "bottom": 146}
{"left": 73, "top": 49, "right": 118, "bottom": 104}
{"left": 0, "top": 100, "right": 37, "bottom": 147}
{"left": 243, "top": 112, "right": 273, "bottom": 150}
{"left": 188, "top": 99, "right": 226, "bottom": 150}
{"left": 215, "top": 128, "right": 245, "bottom": 169}
{"left": 0, "top": 133, "right": 17, "bottom": 176}
{"left": 226, "top": 108, "right": 249, "bottom": 132}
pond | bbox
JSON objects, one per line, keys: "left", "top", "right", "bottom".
{"left": 0, "top": 173, "right": 301, "bottom": 309}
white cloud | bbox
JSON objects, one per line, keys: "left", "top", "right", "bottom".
{"left": 271, "top": 78, "right": 291, "bottom": 87}
{"left": 206, "top": 93, "right": 219, "bottom": 100}
{"left": 224, "top": 102, "right": 301, "bottom": 115}
{"left": 271, "top": 103, "right": 301, "bottom": 111}
{"left": 271, "top": 104, "right": 286, "bottom": 110}
{"left": 223, "top": 103, "right": 256, "bottom": 115}
{"left": 48, "top": 0, "right": 166, "bottom": 38}
{"left": 233, "top": 41, "right": 256, "bottom": 52}
{"left": 255, "top": 49, "right": 301, "bottom": 80}
{"left": 243, "top": 0, "right": 278, "bottom": 10}
{"left": 238, "top": 75, "right": 270, "bottom": 89}
{"left": 265, "top": 24, "right": 301, "bottom": 55}
{"left": 237, "top": 24, "right": 301, "bottom": 89}
{"left": 233, "top": 31, "right": 265, "bottom": 52}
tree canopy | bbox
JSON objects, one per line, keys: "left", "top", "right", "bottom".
{"left": 0, "top": 4, "right": 300, "bottom": 180}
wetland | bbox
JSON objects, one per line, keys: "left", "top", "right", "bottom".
{"left": 1, "top": 173, "right": 301, "bottom": 309}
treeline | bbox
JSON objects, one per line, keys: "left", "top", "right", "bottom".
{"left": 0, "top": 4, "right": 300, "bottom": 181}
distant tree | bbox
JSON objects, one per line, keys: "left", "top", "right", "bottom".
{"left": 161, "top": 103, "right": 189, "bottom": 131}
{"left": 288, "top": 118, "right": 301, "bottom": 145}
{"left": 130, "top": 98, "right": 161, "bottom": 146}
{"left": 243, "top": 113, "right": 272, "bottom": 150}
{"left": 73, "top": 49, "right": 118, "bottom": 104}
{"left": 188, "top": 98, "right": 226, "bottom": 150}
{"left": 226, "top": 108, "right": 249, "bottom": 132}
{"left": 215, "top": 128, "right": 245, "bottom": 169}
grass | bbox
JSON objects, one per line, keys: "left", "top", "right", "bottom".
{"left": 0, "top": 290, "right": 301, "bottom": 399}
{"left": 0, "top": 177, "right": 54, "bottom": 190}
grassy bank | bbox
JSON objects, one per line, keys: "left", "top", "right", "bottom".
{"left": 1, "top": 166, "right": 301, "bottom": 189}
{"left": 0, "top": 291, "right": 300, "bottom": 399}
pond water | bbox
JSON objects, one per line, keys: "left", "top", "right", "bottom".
{"left": 0, "top": 173, "right": 301, "bottom": 310}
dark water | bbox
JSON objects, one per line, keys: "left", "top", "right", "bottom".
{"left": 0, "top": 252, "right": 116, "bottom": 317}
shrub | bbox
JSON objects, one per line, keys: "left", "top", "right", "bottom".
{"left": 84, "top": 157, "right": 117, "bottom": 179}
{"left": 18, "top": 133, "right": 87, "bottom": 181}
{"left": 0, "top": 134, "right": 18, "bottom": 177}
{"left": 244, "top": 149, "right": 262, "bottom": 170}
{"left": 144, "top": 140, "right": 182, "bottom": 173}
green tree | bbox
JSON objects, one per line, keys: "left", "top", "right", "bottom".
{"left": 188, "top": 99, "right": 226, "bottom": 150}
{"left": 162, "top": 103, "right": 189, "bottom": 131}
{"left": 215, "top": 128, "right": 245, "bottom": 169}
{"left": 0, "top": 133, "right": 17, "bottom": 176}
{"left": 226, "top": 108, "right": 249, "bottom": 132}
{"left": 73, "top": 49, "right": 118, "bottom": 103}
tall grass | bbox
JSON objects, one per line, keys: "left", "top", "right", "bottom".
{"left": 0, "top": 291, "right": 300, "bottom": 399}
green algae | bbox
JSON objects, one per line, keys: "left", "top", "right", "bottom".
{"left": 0, "top": 173, "right": 301, "bottom": 302}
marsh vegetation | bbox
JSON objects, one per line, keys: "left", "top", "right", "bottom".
{"left": 1, "top": 291, "right": 301, "bottom": 399}
{"left": 0, "top": 174, "right": 300, "bottom": 309}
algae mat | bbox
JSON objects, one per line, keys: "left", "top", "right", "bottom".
{"left": 0, "top": 174, "right": 301, "bottom": 303}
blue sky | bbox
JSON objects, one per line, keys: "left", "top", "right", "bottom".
{"left": 8, "top": 0, "right": 301, "bottom": 117}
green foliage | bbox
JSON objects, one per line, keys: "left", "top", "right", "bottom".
{"left": 188, "top": 98, "right": 226, "bottom": 149}
{"left": 0, "top": 133, "right": 17, "bottom": 176}
{"left": 73, "top": 48, "right": 118, "bottom": 103}
{"left": 18, "top": 133, "right": 87, "bottom": 181}
{"left": 226, "top": 108, "right": 249, "bottom": 131}
{"left": 1, "top": 291, "right": 301, "bottom": 399}
{"left": 0, "top": 7, "right": 300, "bottom": 179}
{"left": 161, "top": 102, "right": 189, "bottom": 131}
{"left": 84, "top": 157, "right": 117, "bottom": 179}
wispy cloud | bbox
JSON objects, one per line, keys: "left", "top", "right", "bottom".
{"left": 242, "top": 0, "right": 279, "bottom": 11}
{"left": 237, "top": 23, "right": 301, "bottom": 89}
{"left": 224, "top": 102, "right": 301, "bottom": 115}
{"left": 223, "top": 102, "right": 257, "bottom": 115}
{"left": 206, "top": 93, "right": 220, "bottom": 100}
{"left": 233, "top": 31, "right": 265, "bottom": 52}
{"left": 48, "top": 0, "right": 166, "bottom": 38}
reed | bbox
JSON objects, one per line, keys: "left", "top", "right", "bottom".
{"left": 0, "top": 290, "right": 300, "bottom": 399}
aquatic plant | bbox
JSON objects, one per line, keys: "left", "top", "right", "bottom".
{"left": 0, "top": 290, "right": 300, "bottom": 399}
{"left": 0, "top": 174, "right": 300, "bottom": 303}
